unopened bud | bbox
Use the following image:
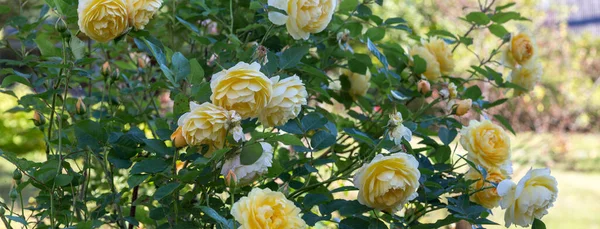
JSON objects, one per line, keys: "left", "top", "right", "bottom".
{"left": 137, "top": 57, "right": 146, "bottom": 68}
{"left": 55, "top": 20, "right": 67, "bottom": 33}
{"left": 225, "top": 170, "right": 237, "bottom": 190}
{"left": 454, "top": 99, "right": 472, "bottom": 116}
{"left": 9, "top": 188, "right": 18, "bottom": 200}
{"left": 101, "top": 62, "right": 111, "bottom": 77}
{"left": 207, "top": 53, "right": 219, "bottom": 67}
{"left": 417, "top": 80, "right": 430, "bottom": 94}
{"left": 112, "top": 68, "right": 120, "bottom": 81}
{"left": 76, "top": 98, "right": 86, "bottom": 115}
{"left": 33, "top": 111, "right": 46, "bottom": 126}
{"left": 0, "top": 206, "right": 5, "bottom": 215}
{"left": 13, "top": 169, "right": 22, "bottom": 181}
{"left": 170, "top": 126, "right": 188, "bottom": 148}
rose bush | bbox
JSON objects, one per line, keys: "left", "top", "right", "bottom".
{"left": 0, "top": 0, "right": 556, "bottom": 228}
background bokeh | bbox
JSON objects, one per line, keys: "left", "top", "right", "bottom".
{"left": 1, "top": 0, "right": 599, "bottom": 228}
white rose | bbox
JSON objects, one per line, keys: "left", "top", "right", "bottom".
{"left": 220, "top": 142, "right": 274, "bottom": 185}
{"left": 497, "top": 168, "right": 558, "bottom": 227}
{"left": 388, "top": 112, "right": 412, "bottom": 146}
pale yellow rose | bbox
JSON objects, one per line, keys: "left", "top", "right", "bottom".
{"left": 503, "top": 31, "right": 536, "bottom": 68}
{"left": 454, "top": 98, "right": 472, "bottom": 116}
{"left": 342, "top": 69, "right": 371, "bottom": 99}
{"left": 127, "top": 0, "right": 162, "bottom": 30}
{"left": 460, "top": 120, "right": 511, "bottom": 170}
{"left": 177, "top": 102, "right": 235, "bottom": 148}
{"left": 210, "top": 62, "right": 273, "bottom": 119}
{"left": 448, "top": 83, "right": 457, "bottom": 99}
{"left": 258, "top": 75, "right": 308, "bottom": 127}
{"left": 409, "top": 46, "right": 441, "bottom": 81}
{"left": 507, "top": 61, "right": 542, "bottom": 96}
{"left": 498, "top": 168, "right": 558, "bottom": 227}
{"left": 353, "top": 153, "right": 420, "bottom": 213}
{"left": 423, "top": 37, "right": 455, "bottom": 75}
{"left": 78, "top": 0, "right": 129, "bottom": 42}
{"left": 465, "top": 168, "right": 508, "bottom": 209}
{"left": 268, "top": 0, "right": 337, "bottom": 40}
{"left": 231, "top": 188, "right": 307, "bottom": 229}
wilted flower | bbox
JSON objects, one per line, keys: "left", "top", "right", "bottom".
{"left": 220, "top": 142, "right": 273, "bottom": 185}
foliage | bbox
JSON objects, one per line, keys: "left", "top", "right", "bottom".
{"left": 0, "top": 0, "right": 554, "bottom": 228}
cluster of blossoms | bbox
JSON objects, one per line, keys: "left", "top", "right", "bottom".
{"left": 78, "top": 0, "right": 163, "bottom": 42}
{"left": 171, "top": 61, "right": 308, "bottom": 184}
{"left": 502, "top": 30, "right": 543, "bottom": 95}
{"left": 460, "top": 120, "right": 558, "bottom": 227}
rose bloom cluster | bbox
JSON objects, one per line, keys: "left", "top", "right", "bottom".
{"left": 502, "top": 29, "right": 543, "bottom": 95}
{"left": 460, "top": 119, "right": 558, "bottom": 227}
{"left": 78, "top": 0, "right": 162, "bottom": 42}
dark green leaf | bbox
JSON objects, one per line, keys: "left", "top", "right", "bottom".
{"left": 269, "top": 134, "right": 304, "bottom": 146}
{"left": 143, "top": 139, "right": 173, "bottom": 157}
{"left": 278, "top": 46, "right": 309, "bottom": 69}
{"left": 131, "top": 158, "right": 168, "bottom": 174}
{"left": 172, "top": 52, "right": 191, "bottom": 83}
{"left": 463, "top": 85, "right": 482, "bottom": 100}
{"left": 198, "top": 206, "right": 230, "bottom": 228}
{"left": 365, "top": 27, "right": 385, "bottom": 41}
{"left": 240, "top": 143, "right": 264, "bottom": 165}
{"left": 189, "top": 58, "right": 205, "bottom": 85}
{"left": 438, "top": 127, "right": 457, "bottom": 145}
{"left": 412, "top": 55, "right": 427, "bottom": 76}
{"left": 343, "top": 128, "right": 374, "bottom": 146}
{"left": 154, "top": 182, "right": 180, "bottom": 200}
{"left": 2, "top": 75, "right": 32, "bottom": 88}
{"left": 493, "top": 115, "right": 516, "bottom": 135}
{"left": 532, "top": 218, "right": 546, "bottom": 229}
{"left": 127, "top": 174, "right": 149, "bottom": 188}
{"left": 491, "top": 12, "right": 521, "bottom": 24}
{"left": 311, "top": 130, "right": 336, "bottom": 151}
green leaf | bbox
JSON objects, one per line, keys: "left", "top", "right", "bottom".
{"left": 438, "top": 127, "right": 457, "bottom": 145}
{"left": 172, "top": 93, "right": 190, "bottom": 117}
{"left": 338, "top": 0, "right": 359, "bottom": 13}
{"left": 366, "top": 39, "right": 389, "bottom": 74}
{"left": 176, "top": 16, "right": 200, "bottom": 34}
{"left": 70, "top": 34, "right": 86, "bottom": 60}
{"left": 127, "top": 174, "right": 149, "bottom": 188}
{"left": 198, "top": 206, "right": 231, "bottom": 228}
{"left": 491, "top": 12, "right": 521, "bottom": 24}
{"left": 34, "top": 33, "right": 60, "bottom": 57}
{"left": 427, "top": 29, "right": 456, "bottom": 39}
{"left": 412, "top": 55, "right": 427, "bottom": 76}
{"left": 131, "top": 158, "right": 168, "bottom": 174}
{"left": 463, "top": 85, "right": 482, "bottom": 100}
{"left": 532, "top": 218, "right": 546, "bottom": 229}
{"left": 2, "top": 75, "right": 32, "bottom": 88}
{"left": 154, "top": 182, "right": 180, "bottom": 200}
{"left": 191, "top": 82, "right": 211, "bottom": 103}
{"left": 496, "top": 3, "right": 516, "bottom": 11}
{"left": 172, "top": 52, "right": 191, "bottom": 83}
{"left": 488, "top": 24, "right": 509, "bottom": 39}
{"left": 338, "top": 200, "right": 371, "bottom": 216}
{"left": 5, "top": 216, "right": 27, "bottom": 226}
{"left": 301, "top": 113, "right": 328, "bottom": 131}
{"left": 54, "top": 174, "right": 73, "bottom": 186}
{"left": 482, "top": 98, "right": 508, "bottom": 109}
{"left": 365, "top": 27, "right": 385, "bottom": 41}
{"left": 143, "top": 139, "right": 173, "bottom": 157}
{"left": 311, "top": 130, "right": 336, "bottom": 151}
{"left": 278, "top": 46, "right": 309, "bottom": 69}
{"left": 343, "top": 128, "right": 374, "bottom": 146}
{"left": 240, "top": 143, "right": 264, "bottom": 165}
{"left": 189, "top": 58, "right": 205, "bottom": 85}
{"left": 465, "top": 12, "right": 490, "bottom": 25}
{"left": 493, "top": 115, "right": 516, "bottom": 135}
{"left": 74, "top": 120, "right": 107, "bottom": 151}
{"left": 368, "top": 219, "right": 388, "bottom": 229}
{"left": 0, "top": 5, "right": 10, "bottom": 14}
{"left": 269, "top": 134, "right": 304, "bottom": 146}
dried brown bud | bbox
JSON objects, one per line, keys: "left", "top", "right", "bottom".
{"left": 33, "top": 111, "right": 46, "bottom": 126}
{"left": 76, "top": 98, "right": 86, "bottom": 115}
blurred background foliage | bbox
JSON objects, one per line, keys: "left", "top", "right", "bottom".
{"left": 1, "top": 0, "right": 599, "bottom": 228}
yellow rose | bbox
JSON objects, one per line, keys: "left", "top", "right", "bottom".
{"left": 127, "top": 0, "right": 162, "bottom": 30}
{"left": 210, "top": 62, "right": 273, "bottom": 119}
{"left": 497, "top": 168, "right": 558, "bottom": 227}
{"left": 78, "top": 0, "right": 129, "bottom": 42}
{"left": 423, "top": 37, "right": 455, "bottom": 75}
{"left": 170, "top": 126, "right": 187, "bottom": 148}
{"left": 460, "top": 120, "right": 511, "bottom": 170}
{"left": 465, "top": 168, "right": 507, "bottom": 209}
{"left": 231, "top": 188, "right": 307, "bottom": 229}
{"left": 177, "top": 102, "right": 234, "bottom": 148}
{"left": 341, "top": 69, "right": 371, "bottom": 99}
{"left": 258, "top": 75, "right": 308, "bottom": 127}
{"left": 503, "top": 32, "right": 536, "bottom": 68}
{"left": 353, "top": 153, "right": 420, "bottom": 213}
{"left": 409, "top": 46, "right": 441, "bottom": 81}
{"left": 268, "top": 0, "right": 337, "bottom": 40}
{"left": 507, "top": 61, "right": 542, "bottom": 96}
